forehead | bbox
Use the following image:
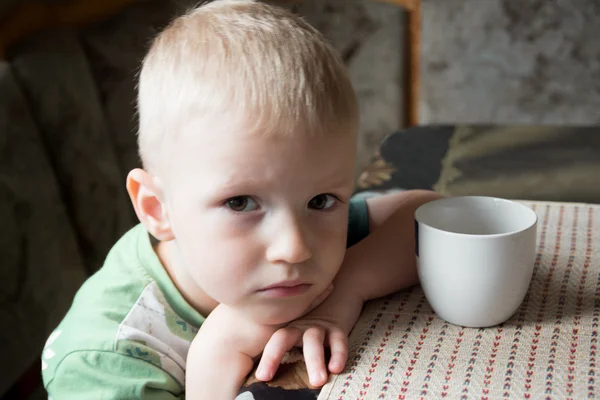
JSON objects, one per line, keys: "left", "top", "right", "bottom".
{"left": 168, "top": 126, "right": 357, "bottom": 192}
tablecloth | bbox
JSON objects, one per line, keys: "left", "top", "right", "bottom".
{"left": 319, "top": 201, "right": 599, "bottom": 399}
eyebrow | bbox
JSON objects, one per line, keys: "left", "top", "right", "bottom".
{"left": 211, "top": 174, "right": 352, "bottom": 195}
{"left": 206, "top": 160, "right": 353, "bottom": 193}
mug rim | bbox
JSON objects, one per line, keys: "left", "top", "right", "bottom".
{"left": 415, "top": 195, "right": 538, "bottom": 238}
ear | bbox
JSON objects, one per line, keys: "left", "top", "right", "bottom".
{"left": 126, "top": 168, "right": 175, "bottom": 241}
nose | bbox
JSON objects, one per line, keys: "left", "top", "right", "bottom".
{"left": 265, "top": 215, "right": 312, "bottom": 265}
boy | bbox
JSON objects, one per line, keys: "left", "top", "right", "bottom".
{"left": 41, "top": 0, "right": 441, "bottom": 398}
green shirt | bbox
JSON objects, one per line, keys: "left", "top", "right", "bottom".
{"left": 42, "top": 198, "right": 370, "bottom": 399}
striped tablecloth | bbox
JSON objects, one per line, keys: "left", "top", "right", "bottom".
{"left": 319, "top": 201, "right": 599, "bottom": 400}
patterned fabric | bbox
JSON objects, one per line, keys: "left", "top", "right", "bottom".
{"left": 319, "top": 201, "right": 599, "bottom": 399}
{"left": 434, "top": 126, "right": 600, "bottom": 204}
{"left": 358, "top": 125, "right": 600, "bottom": 205}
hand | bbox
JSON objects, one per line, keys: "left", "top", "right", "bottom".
{"left": 255, "top": 288, "right": 365, "bottom": 387}
{"left": 256, "top": 316, "right": 347, "bottom": 387}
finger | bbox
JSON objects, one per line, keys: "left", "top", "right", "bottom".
{"left": 256, "top": 327, "right": 302, "bottom": 381}
{"left": 327, "top": 329, "right": 348, "bottom": 373}
{"left": 302, "top": 327, "right": 327, "bottom": 387}
{"left": 306, "top": 284, "right": 333, "bottom": 313}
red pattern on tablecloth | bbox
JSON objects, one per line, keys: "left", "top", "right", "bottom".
{"left": 319, "top": 201, "right": 600, "bottom": 400}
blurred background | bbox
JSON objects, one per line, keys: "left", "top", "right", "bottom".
{"left": 1, "top": 0, "right": 599, "bottom": 398}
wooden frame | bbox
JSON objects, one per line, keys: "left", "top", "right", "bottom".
{"left": 0, "top": 0, "right": 420, "bottom": 126}
{"left": 387, "top": 0, "right": 421, "bottom": 127}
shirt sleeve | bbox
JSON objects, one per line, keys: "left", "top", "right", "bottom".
{"left": 45, "top": 351, "right": 184, "bottom": 400}
{"left": 347, "top": 197, "right": 370, "bottom": 248}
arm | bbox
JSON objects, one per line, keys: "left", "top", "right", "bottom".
{"left": 186, "top": 338, "right": 254, "bottom": 399}
{"left": 186, "top": 304, "right": 278, "bottom": 399}
{"left": 341, "top": 189, "right": 443, "bottom": 302}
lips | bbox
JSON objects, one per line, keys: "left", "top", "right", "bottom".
{"left": 258, "top": 281, "right": 312, "bottom": 298}
{"left": 261, "top": 280, "right": 304, "bottom": 290}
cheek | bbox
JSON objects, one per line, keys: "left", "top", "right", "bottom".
{"left": 170, "top": 208, "right": 263, "bottom": 298}
{"left": 179, "top": 236, "right": 261, "bottom": 304}
{"left": 189, "top": 250, "right": 251, "bottom": 295}
{"left": 316, "top": 209, "right": 349, "bottom": 242}
{"left": 312, "top": 212, "right": 349, "bottom": 268}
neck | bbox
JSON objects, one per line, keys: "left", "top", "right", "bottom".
{"left": 154, "top": 240, "right": 218, "bottom": 317}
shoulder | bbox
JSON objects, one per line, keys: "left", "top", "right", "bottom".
{"left": 41, "top": 225, "right": 188, "bottom": 395}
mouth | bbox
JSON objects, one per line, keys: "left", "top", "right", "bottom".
{"left": 257, "top": 281, "right": 312, "bottom": 298}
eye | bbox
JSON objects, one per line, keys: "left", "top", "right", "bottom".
{"left": 308, "top": 194, "right": 337, "bottom": 210}
{"left": 225, "top": 196, "right": 259, "bottom": 212}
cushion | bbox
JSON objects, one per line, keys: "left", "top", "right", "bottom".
{"left": 434, "top": 125, "right": 600, "bottom": 203}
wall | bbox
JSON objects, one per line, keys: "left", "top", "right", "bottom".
{"left": 420, "top": 0, "right": 600, "bottom": 125}
{"left": 292, "top": 0, "right": 406, "bottom": 177}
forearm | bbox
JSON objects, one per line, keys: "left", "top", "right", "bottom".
{"left": 186, "top": 305, "right": 274, "bottom": 399}
{"left": 340, "top": 211, "right": 418, "bottom": 302}
{"left": 340, "top": 190, "right": 443, "bottom": 302}
{"left": 186, "top": 344, "right": 254, "bottom": 399}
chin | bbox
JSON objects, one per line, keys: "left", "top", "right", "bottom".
{"left": 251, "top": 303, "right": 310, "bottom": 326}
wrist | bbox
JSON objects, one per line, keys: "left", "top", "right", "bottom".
{"left": 334, "top": 248, "right": 371, "bottom": 303}
{"left": 323, "top": 285, "right": 365, "bottom": 335}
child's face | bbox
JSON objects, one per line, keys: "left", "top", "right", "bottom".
{"left": 164, "top": 121, "right": 357, "bottom": 325}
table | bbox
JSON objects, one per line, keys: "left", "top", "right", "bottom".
{"left": 318, "top": 200, "right": 599, "bottom": 399}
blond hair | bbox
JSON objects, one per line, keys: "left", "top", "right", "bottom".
{"left": 137, "top": 0, "right": 358, "bottom": 172}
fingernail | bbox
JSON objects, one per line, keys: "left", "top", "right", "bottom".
{"left": 256, "top": 366, "right": 267, "bottom": 380}
{"left": 311, "top": 371, "right": 326, "bottom": 385}
{"left": 309, "top": 371, "right": 319, "bottom": 385}
{"left": 319, "top": 371, "right": 327, "bottom": 383}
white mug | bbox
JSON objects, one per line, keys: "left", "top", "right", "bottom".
{"left": 414, "top": 196, "right": 538, "bottom": 328}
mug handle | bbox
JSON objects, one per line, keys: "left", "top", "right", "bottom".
{"left": 414, "top": 219, "right": 419, "bottom": 257}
